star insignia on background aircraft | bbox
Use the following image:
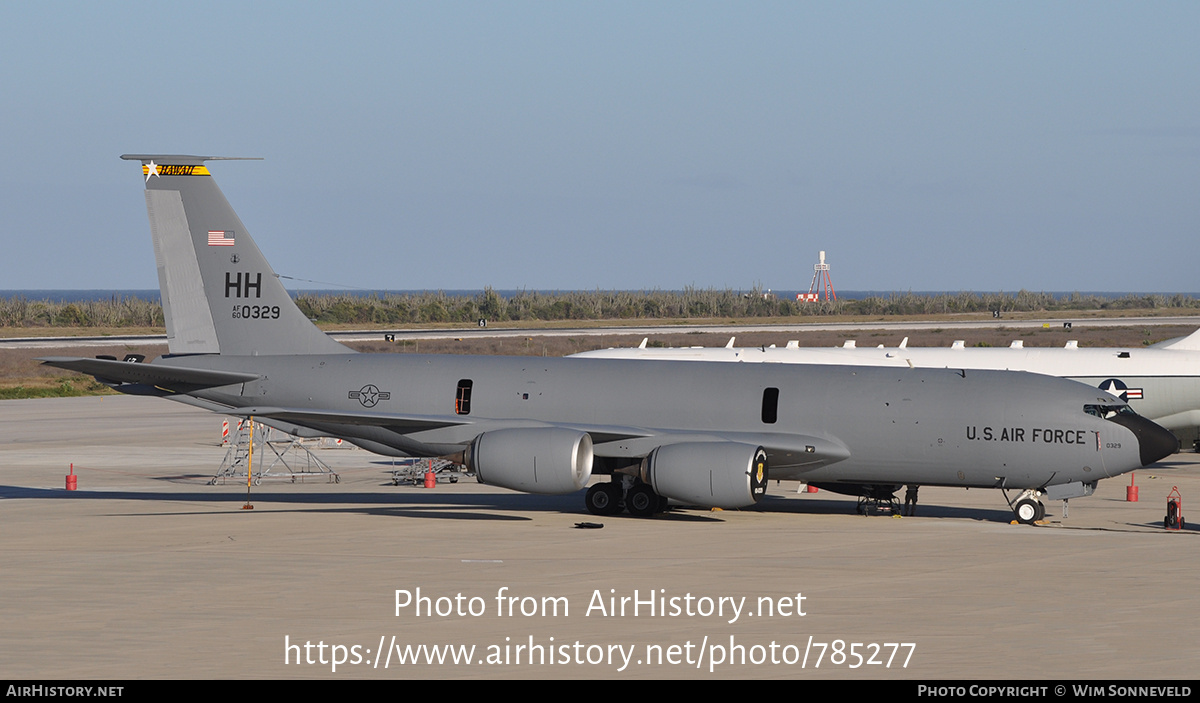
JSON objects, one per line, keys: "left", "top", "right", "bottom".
{"left": 1099, "top": 379, "right": 1144, "bottom": 402}
{"left": 143, "top": 160, "right": 159, "bottom": 183}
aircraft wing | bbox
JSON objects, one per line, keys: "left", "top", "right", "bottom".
{"left": 590, "top": 431, "right": 850, "bottom": 470}
{"left": 45, "top": 352, "right": 850, "bottom": 474}
{"left": 238, "top": 406, "right": 660, "bottom": 442}
{"left": 39, "top": 356, "right": 259, "bottom": 393}
{"left": 234, "top": 406, "right": 472, "bottom": 435}
{"left": 240, "top": 405, "right": 848, "bottom": 470}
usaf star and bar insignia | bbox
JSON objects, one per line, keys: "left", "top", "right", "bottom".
{"left": 349, "top": 384, "right": 391, "bottom": 408}
{"left": 1099, "top": 378, "right": 1144, "bottom": 402}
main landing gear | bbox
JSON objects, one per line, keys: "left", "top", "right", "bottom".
{"left": 584, "top": 482, "right": 621, "bottom": 515}
{"left": 1007, "top": 489, "right": 1047, "bottom": 525}
{"left": 585, "top": 479, "right": 669, "bottom": 517}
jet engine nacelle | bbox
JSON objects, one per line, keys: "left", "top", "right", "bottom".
{"left": 644, "top": 442, "right": 768, "bottom": 509}
{"left": 467, "top": 428, "right": 594, "bottom": 495}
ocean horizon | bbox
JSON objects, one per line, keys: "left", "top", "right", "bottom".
{"left": 2, "top": 289, "right": 1198, "bottom": 304}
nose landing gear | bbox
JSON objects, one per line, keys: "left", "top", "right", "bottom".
{"left": 1008, "top": 489, "right": 1047, "bottom": 525}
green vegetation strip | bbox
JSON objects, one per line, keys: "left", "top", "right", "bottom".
{"left": 0, "top": 378, "right": 114, "bottom": 400}
{"left": 4, "top": 289, "right": 1200, "bottom": 330}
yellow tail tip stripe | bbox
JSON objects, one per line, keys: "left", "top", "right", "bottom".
{"left": 143, "top": 164, "right": 210, "bottom": 176}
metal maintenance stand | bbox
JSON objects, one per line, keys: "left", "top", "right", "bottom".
{"left": 212, "top": 420, "right": 340, "bottom": 485}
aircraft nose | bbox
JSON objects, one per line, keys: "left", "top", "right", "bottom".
{"left": 1103, "top": 410, "right": 1178, "bottom": 466}
{"left": 1127, "top": 416, "right": 1179, "bottom": 466}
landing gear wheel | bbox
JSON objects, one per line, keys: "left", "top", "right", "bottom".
{"left": 1014, "top": 498, "right": 1042, "bottom": 525}
{"left": 585, "top": 483, "right": 621, "bottom": 516}
{"left": 626, "top": 484, "right": 660, "bottom": 517}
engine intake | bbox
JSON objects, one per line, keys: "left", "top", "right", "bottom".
{"left": 644, "top": 442, "right": 768, "bottom": 509}
{"left": 466, "top": 428, "right": 593, "bottom": 495}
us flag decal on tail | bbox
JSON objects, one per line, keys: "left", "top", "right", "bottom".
{"left": 208, "top": 230, "right": 235, "bottom": 246}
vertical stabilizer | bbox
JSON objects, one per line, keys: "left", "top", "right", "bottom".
{"left": 121, "top": 155, "right": 351, "bottom": 356}
{"left": 1151, "top": 327, "right": 1200, "bottom": 351}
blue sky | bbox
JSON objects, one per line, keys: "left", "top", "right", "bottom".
{"left": 1, "top": 2, "right": 1196, "bottom": 292}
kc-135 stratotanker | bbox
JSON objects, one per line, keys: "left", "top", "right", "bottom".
{"left": 41, "top": 156, "right": 1177, "bottom": 524}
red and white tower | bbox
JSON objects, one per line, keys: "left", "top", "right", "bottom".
{"left": 797, "top": 250, "right": 837, "bottom": 302}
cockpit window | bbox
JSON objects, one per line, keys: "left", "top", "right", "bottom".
{"left": 1084, "top": 404, "right": 1136, "bottom": 419}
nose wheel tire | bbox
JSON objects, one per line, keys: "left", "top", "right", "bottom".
{"left": 1015, "top": 498, "right": 1043, "bottom": 525}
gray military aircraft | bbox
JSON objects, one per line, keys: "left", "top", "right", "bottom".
{"left": 41, "top": 155, "right": 1177, "bottom": 524}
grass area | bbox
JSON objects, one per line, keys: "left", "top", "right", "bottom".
{"left": 0, "top": 343, "right": 167, "bottom": 400}
{"left": 14, "top": 307, "right": 1192, "bottom": 339}
{"left": 0, "top": 326, "right": 166, "bottom": 339}
{"left": 0, "top": 377, "right": 115, "bottom": 399}
{"left": 5, "top": 290, "right": 1200, "bottom": 335}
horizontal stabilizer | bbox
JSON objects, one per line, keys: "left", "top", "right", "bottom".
{"left": 120, "top": 154, "right": 262, "bottom": 164}
{"left": 39, "top": 357, "right": 259, "bottom": 392}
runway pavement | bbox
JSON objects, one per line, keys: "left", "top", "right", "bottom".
{"left": 1, "top": 396, "right": 1197, "bottom": 679}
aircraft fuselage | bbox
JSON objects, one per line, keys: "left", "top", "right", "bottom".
{"left": 576, "top": 344, "right": 1200, "bottom": 435}
{"left": 166, "top": 352, "right": 1154, "bottom": 491}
